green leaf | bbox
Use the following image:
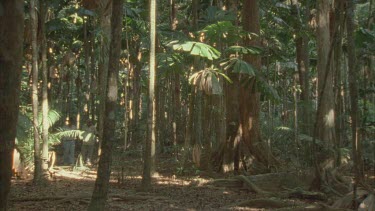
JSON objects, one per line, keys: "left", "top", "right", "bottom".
{"left": 225, "top": 45, "right": 263, "bottom": 55}
{"left": 201, "top": 21, "right": 242, "bottom": 43}
{"left": 173, "top": 41, "right": 221, "bottom": 60}
{"left": 221, "top": 58, "right": 257, "bottom": 76}
{"left": 189, "top": 68, "right": 225, "bottom": 95}
{"left": 37, "top": 109, "right": 61, "bottom": 129}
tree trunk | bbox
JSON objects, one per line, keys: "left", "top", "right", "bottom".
{"left": 40, "top": 0, "right": 50, "bottom": 177}
{"left": 83, "top": 16, "right": 91, "bottom": 123}
{"left": 223, "top": 74, "right": 240, "bottom": 173}
{"left": 240, "top": 0, "right": 276, "bottom": 168}
{"left": 88, "top": 0, "right": 122, "bottom": 209}
{"left": 142, "top": 0, "right": 157, "bottom": 190}
{"left": 294, "top": 0, "right": 311, "bottom": 135}
{"left": 30, "top": 0, "right": 42, "bottom": 184}
{"left": 316, "top": 0, "right": 335, "bottom": 147}
{"left": 97, "top": 0, "right": 112, "bottom": 156}
{"left": 333, "top": 1, "right": 345, "bottom": 166}
{"left": 346, "top": 0, "right": 362, "bottom": 197}
{"left": 0, "top": 0, "right": 24, "bottom": 209}
{"left": 90, "top": 24, "right": 97, "bottom": 122}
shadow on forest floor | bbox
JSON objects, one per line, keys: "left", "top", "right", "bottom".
{"left": 8, "top": 154, "right": 259, "bottom": 211}
{"left": 9, "top": 153, "right": 366, "bottom": 210}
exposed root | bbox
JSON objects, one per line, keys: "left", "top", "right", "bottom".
{"left": 228, "top": 198, "right": 293, "bottom": 209}
{"left": 234, "top": 175, "right": 268, "bottom": 194}
{"left": 332, "top": 188, "right": 369, "bottom": 209}
{"left": 287, "top": 188, "right": 327, "bottom": 201}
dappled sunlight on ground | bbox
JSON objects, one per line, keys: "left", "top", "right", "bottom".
{"left": 8, "top": 159, "right": 257, "bottom": 211}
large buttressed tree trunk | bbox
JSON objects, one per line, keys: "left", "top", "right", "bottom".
{"left": 0, "top": 0, "right": 24, "bottom": 209}
{"left": 88, "top": 0, "right": 123, "bottom": 210}
{"left": 240, "top": 0, "right": 276, "bottom": 168}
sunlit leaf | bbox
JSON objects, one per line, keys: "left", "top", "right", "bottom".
{"left": 189, "top": 68, "right": 229, "bottom": 95}
{"left": 173, "top": 41, "right": 221, "bottom": 60}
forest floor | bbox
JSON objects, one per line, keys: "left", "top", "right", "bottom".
{"left": 7, "top": 151, "right": 367, "bottom": 210}
{"left": 8, "top": 154, "right": 255, "bottom": 210}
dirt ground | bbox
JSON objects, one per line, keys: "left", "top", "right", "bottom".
{"left": 8, "top": 152, "right": 364, "bottom": 211}
{"left": 8, "top": 154, "right": 262, "bottom": 211}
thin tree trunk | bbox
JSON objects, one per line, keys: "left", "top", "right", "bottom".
{"left": 346, "top": 0, "right": 362, "bottom": 202}
{"left": 183, "top": 88, "right": 195, "bottom": 167}
{"left": 88, "top": 0, "right": 123, "bottom": 209}
{"left": 294, "top": 0, "right": 311, "bottom": 135}
{"left": 200, "top": 94, "right": 211, "bottom": 171}
{"left": 0, "top": 0, "right": 24, "bottom": 209}
{"left": 333, "top": 1, "right": 345, "bottom": 166}
{"left": 97, "top": 0, "right": 112, "bottom": 156}
{"left": 142, "top": 0, "right": 157, "bottom": 190}
{"left": 296, "top": 36, "right": 310, "bottom": 135}
{"left": 40, "top": 0, "right": 50, "bottom": 177}
{"left": 83, "top": 16, "right": 91, "bottom": 122}
{"left": 90, "top": 25, "right": 97, "bottom": 122}
{"left": 30, "top": 0, "right": 42, "bottom": 184}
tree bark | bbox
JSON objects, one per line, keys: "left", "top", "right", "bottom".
{"left": 88, "top": 0, "right": 123, "bottom": 209}
{"left": 0, "top": 0, "right": 24, "bottom": 209}
{"left": 142, "top": 0, "right": 157, "bottom": 190}
{"left": 316, "top": 0, "right": 335, "bottom": 147}
{"left": 333, "top": 1, "right": 345, "bottom": 166}
{"left": 30, "top": 0, "right": 42, "bottom": 184}
{"left": 346, "top": 0, "right": 362, "bottom": 198}
{"left": 240, "top": 0, "right": 276, "bottom": 168}
{"left": 294, "top": 0, "right": 311, "bottom": 135}
{"left": 223, "top": 73, "right": 240, "bottom": 173}
{"left": 97, "top": 0, "right": 112, "bottom": 156}
{"left": 40, "top": 0, "right": 50, "bottom": 178}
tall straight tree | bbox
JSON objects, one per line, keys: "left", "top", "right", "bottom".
{"left": 240, "top": 0, "right": 276, "bottom": 166}
{"left": 30, "top": 0, "right": 42, "bottom": 184}
{"left": 346, "top": 0, "right": 362, "bottom": 189}
{"left": 88, "top": 0, "right": 123, "bottom": 209}
{"left": 316, "top": 0, "right": 335, "bottom": 147}
{"left": 293, "top": 0, "right": 311, "bottom": 135}
{"left": 40, "top": 0, "right": 50, "bottom": 178}
{"left": 142, "top": 0, "right": 157, "bottom": 190}
{"left": 0, "top": 0, "right": 24, "bottom": 209}
{"left": 96, "top": 0, "right": 112, "bottom": 155}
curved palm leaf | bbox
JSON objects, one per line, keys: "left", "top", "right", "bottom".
{"left": 172, "top": 41, "right": 221, "bottom": 60}
{"left": 221, "top": 58, "right": 257, "bottom": 76}
{"left": 37, "top": 109, "right": 61, "bottom": 129}
{"left": 189, "top": 68, "right": 231, "bottom": 95}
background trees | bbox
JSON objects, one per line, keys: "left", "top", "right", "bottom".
{"left": 0, "top": 0, "right": 24, "bottom": 209}
{"left": 2, "top": 0, "right": 375, "bottom": 209}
